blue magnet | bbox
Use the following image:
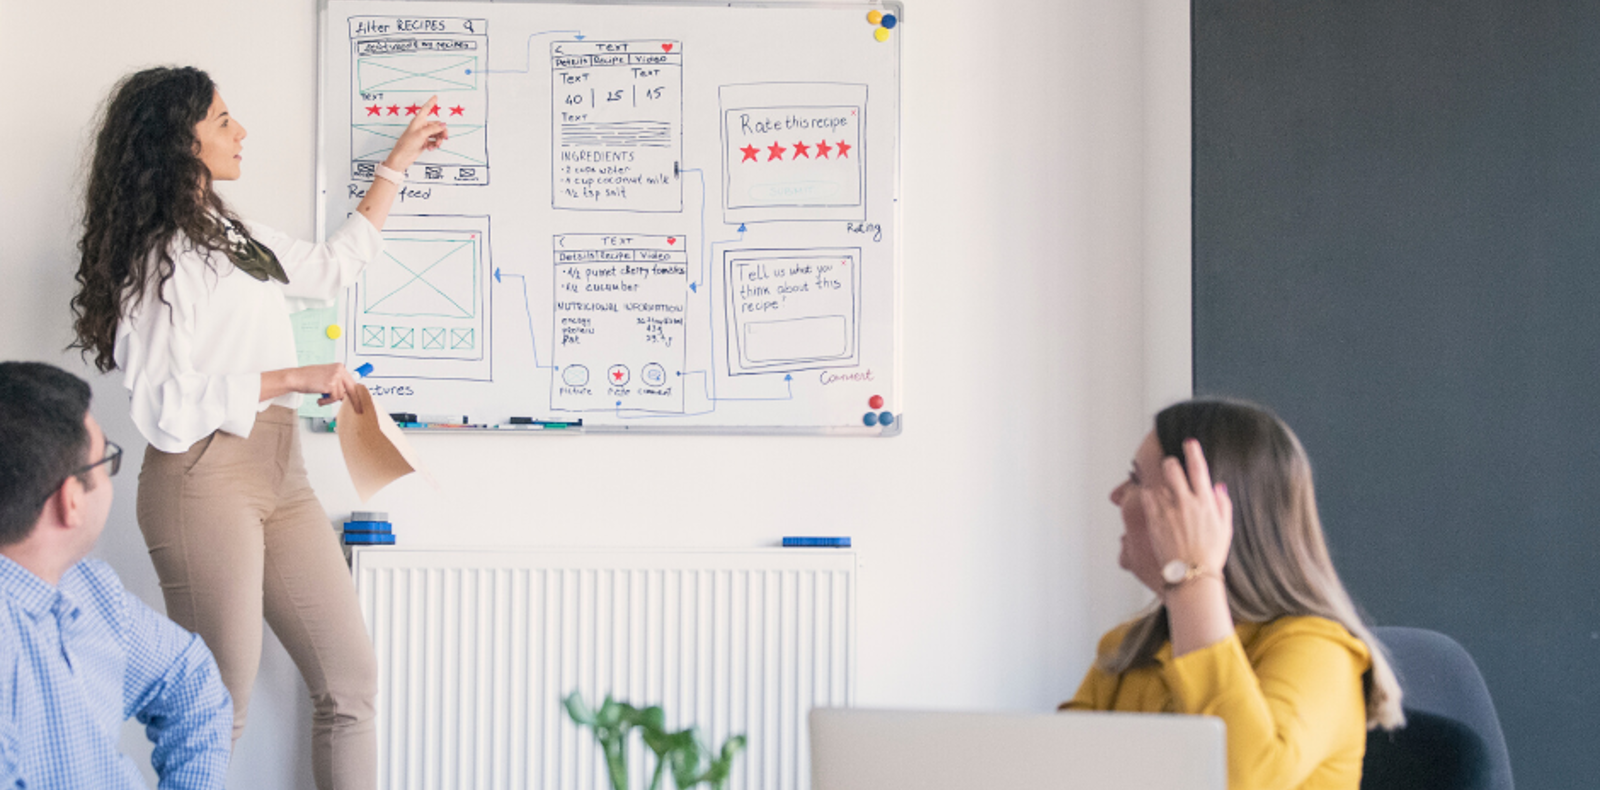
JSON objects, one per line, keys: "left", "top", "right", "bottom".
{"left": 880, "top": 13, "right": 897, "bottom": 29}
{"left": 879, "top": 411, "right": 895, "bottom": 426}
{"left": 863, "top": 412, "right": 879, "bottom": 427}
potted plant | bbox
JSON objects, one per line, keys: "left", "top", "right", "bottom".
{"left": 565, "top": 690, "right": 747, "bottom": 790}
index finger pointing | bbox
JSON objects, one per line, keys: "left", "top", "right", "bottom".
{"left": 1182, "top": 438, "right": 1214, "bottom": 497}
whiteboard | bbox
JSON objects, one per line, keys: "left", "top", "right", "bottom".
{"left": 317, "top": 0, "right": 902, "bottom": 434}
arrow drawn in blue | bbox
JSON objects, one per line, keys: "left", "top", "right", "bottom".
{"left": 680, "top": 167, "right": 746, "bottom": 292}
{"left": 494, "top": 267, "right": 555, "bottom": 370}
{"left": 474, "top": 30, "right": 586, "bottom": 75}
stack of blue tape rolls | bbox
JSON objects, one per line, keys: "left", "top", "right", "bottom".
{"left": 343, "top": 511, "right": 395, "bottom": 546}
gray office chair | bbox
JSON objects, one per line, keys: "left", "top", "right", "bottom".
{"left": 1360, "top": 627, "right": 1514, "bottom": 790}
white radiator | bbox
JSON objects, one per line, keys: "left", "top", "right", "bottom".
{"left": 352, "top": 548, "right": 857, "bottom": 790}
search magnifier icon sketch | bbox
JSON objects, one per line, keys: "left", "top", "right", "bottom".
{"left": 463, "top": 20, "right": 475, "bottom": 33}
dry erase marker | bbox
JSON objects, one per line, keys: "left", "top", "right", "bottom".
{"left": 782, "top": 537, "right": 851, "bottom": 548}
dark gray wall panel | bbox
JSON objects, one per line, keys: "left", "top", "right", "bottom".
{"left": 1193, "top": 2, "right": 1600, "bottom": 788}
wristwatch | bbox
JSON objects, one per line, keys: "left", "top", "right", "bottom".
{"left": 1161, "top": 559, "right": 1218, "bottom": 589}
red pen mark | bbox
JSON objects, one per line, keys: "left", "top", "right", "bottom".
{"left": 836, "top": 141, "right": 852, "bottom": 158}
{"left": 662, "top": 43, "right": 674, "bottom": 52}
{"left": 428, "top": 104, "right": 442, "bottom": 116}
{"left": 366, "top": 105, "right": 381, "bottom": 116}
{"left": 815, "top": 140, "right": 832, "bottom": 159}
{"left": 766, "top": 142, "right": 786, "bottom": 161}
{"left": 740, "top": 144, "right": 759, "bottom": 162}
{"left": 405, "top": 103, "right": 422, "bottom": 116}
{"left": 386, "top": 105, "right": 400, "bottom": 116}
{"left": 792, "top": 140, "right": 810, "bottom": 159}
{"left": 450, "top": 105, "right": 465, "bottom": 116}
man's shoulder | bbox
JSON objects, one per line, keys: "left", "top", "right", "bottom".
{"left": 60, "top": 559, "right": 131, "bottom": 622}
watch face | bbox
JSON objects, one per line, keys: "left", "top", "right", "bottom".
{"left": 1162, "top": 560, "right": 1189, "bottom": 585}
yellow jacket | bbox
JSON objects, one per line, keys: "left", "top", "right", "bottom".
{"left": 1062, "top": 615, "right": 1371, "bottom": 790}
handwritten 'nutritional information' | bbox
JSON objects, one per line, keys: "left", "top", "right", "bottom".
{"left": 550, "top": 41, "right": 683, "bottom": 212}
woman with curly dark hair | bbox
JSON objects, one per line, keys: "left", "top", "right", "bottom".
{"left": 70, "top": 66, "right": 446, "bottom": 789}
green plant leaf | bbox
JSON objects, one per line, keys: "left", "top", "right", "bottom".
{"left": 564, "top": 691, "right": 597, "bottom": 726}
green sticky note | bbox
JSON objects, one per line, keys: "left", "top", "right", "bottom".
{"left": 290, "top": 306, "right": 339, "bottom": 418}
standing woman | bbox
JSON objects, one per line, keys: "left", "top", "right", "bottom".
{"left": 69, "top": 66, "right": 446, "bottom": 789}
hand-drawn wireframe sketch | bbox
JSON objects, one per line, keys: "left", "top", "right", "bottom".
{"left": 347, "top": 214, "right": 493, "bottom": 382}
{"left": 550, "top": 41, "right": 683, "bottom": 212}
{"left": 720, "top": 83, "right": 867, "bottom": 223}
{"left": 551, "top": 234, "right": 688, "bottom": 412}
{"left": 350, "top": 16, "right": 490, "bottom": 185}
{"left": 723, "top": 248, "right": 862, "bottom": 375}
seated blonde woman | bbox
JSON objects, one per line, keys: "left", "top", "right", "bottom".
{"left": 1062, "top": 400, "right": 1403, "bottom": 790}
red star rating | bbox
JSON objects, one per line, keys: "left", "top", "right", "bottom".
{"left": 428, "top": 104, "right": 441, "bottom": 116}
{"left": 612, "top": 369, "right": 625, "bottom": 381}
{"left": 405, "top": 103, "right": 422, "bottom": 116}
{"left": 386, "top": 105, "right": 400, "bottom": 116}
{"left": 450, "top": 105, "right": 465, "bottom": 116}
{"left": 741, "top": 140, "right": 857, "bottom": 163}
{"left": 366, "top": 105, "right": 381, "bottom": 116}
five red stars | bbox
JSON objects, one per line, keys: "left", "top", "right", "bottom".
{"left": 366, "top": 103, "right": 465, "bottom": 118}
{"left": 741, "top": 140, "right": 854, "bottom": 163}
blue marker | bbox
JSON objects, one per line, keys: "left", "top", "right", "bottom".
{"left": 783, "top": 537, "right": 851, "bottom": 548}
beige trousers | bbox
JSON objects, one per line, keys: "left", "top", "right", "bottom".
{"left": 137, "top": 406, "right": 376, "bottom": 790}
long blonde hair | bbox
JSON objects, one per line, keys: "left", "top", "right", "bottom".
{"left": 1099, "top": 399, "right": 1404, "bottom": 730}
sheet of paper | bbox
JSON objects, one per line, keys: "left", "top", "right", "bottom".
{"left": 336, "top": 384, "right": 434, "bottom": 502}
{"left": 290, "top": 306, "right": 340, "bottom": 419}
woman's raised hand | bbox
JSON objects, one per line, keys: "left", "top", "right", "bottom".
{"left": 1140, "top": 438, "right": 1233, "bottom": 578}
{"left": 383, "top": 96, "right": 450, "bottom": 171}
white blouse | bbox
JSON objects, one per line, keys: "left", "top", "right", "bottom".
{"left": 115, "top": 215, "right": 383, "bottom": 453}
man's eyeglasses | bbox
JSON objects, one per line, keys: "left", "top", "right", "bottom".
{"left": 77, "top": 441, "right": 122, "bottom": 479}
{"left": 36, "top": 440, "right": 122, "bottom": 508}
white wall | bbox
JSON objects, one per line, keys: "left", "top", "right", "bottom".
{"left": 0, "top": 0, "right": 1189, "bottom": 787}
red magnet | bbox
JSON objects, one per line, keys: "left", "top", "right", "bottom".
{"left": 868, "top": 395, "right": 884, "bottom": 410}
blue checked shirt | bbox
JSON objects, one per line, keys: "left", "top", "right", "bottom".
{"left": 0, "top": 556, "right": 231, "bottom": 789}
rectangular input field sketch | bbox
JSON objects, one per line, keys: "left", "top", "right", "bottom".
{"left": 350, "top": 16, "right": 489, "bottom": 186}
{"left": 724, "top": 248, "right": 862, "bottom": 375}
{"left": 721, "top": 83, "right": 867, "bottom": 224}
{"left": 347, "top": 214, "right": 492, "bottom": 382}
{"left": 551, "top": 41, "right": 683, "bottom": 212}
{"left": 551, "top": 234, "right": 688, "bottom": 413}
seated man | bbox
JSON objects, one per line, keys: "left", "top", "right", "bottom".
{"left": 0, "top": 362, "right": 232, "bottom": 789}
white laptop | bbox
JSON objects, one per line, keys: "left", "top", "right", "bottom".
{"left": 810, "top": 708, "right": 1226, "bottom": 790}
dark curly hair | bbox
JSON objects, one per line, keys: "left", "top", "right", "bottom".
{"left": 71, "top": 66, "right": 243, "bottom": 372}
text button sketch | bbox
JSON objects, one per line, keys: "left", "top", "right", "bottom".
{"left": 551, "top": 41, "right": 683, "bottom": 212}
{"left": 346, "top": 215, "right": 493, "bottom": 383}
{"left": 350, "top": 16, "right": 489, "bottom": 185}
{"left": 723, "top": 249, "right": 862, "bottom": 375}
{"left": 721, "top": 83, "right": 867, "bottom": 223}
{"left": 551, "top": 234, "right": 688, "bottom": 413}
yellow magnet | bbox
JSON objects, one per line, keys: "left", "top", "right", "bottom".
{"left": 326, "top": 324, "right": 343, "bottom": 340}
{"left": 874, "top": 26, "right": 891, "bottom": 42}
{"left": 867, "top": 9, "right": 883, "bottom": 24}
